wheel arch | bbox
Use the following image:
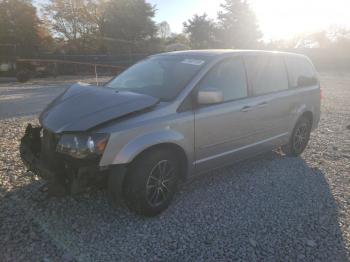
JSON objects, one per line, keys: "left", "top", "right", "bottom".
{"left": 291, "top": 107, "right": 314, "bottom": 131}
{"left": 110, "top": 130, "right": 190, "bottom": 181}
{"left": 300, "top": 111, "right": 313, "bottom": 126}
{"left": 129, "top": 143, "right": 189, "bottom": 181}
{"left": 282, "top": 110, "right": 313, "bottom": 157}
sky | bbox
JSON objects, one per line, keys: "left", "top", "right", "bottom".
{"left": 34, "top": 0, "right": 350, "bottom": 41}
{"left": 149, "top": 0, "right": 350, "bottom": 40}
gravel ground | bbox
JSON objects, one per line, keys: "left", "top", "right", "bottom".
{"left": 0, "top": 71, "right": 349, "bottom": 261}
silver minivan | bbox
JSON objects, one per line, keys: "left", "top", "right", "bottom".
{"left": 20, "top": 50, "right": 321, "bottom": 216}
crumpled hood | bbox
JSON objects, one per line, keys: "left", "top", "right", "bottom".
{"left": 39, "top": 83, "right": 159, "bottom": 133}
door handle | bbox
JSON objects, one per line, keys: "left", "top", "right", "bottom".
{"left": 257, "top": 101, "right": 268, "bottom": 108}
{"left": 240, "top": 106, "right": 253, "bottom": 112}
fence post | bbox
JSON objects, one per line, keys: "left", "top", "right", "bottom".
{"left": 95, "top": 64, "right": 99, "bottom": 86}
{"left": 54, "top": 62, "right": 58, "bottom": 78}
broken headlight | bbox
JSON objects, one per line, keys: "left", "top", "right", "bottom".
{"left": 56, "top": 133, "right": 109, "bottom": 159}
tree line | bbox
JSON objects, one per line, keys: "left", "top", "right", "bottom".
{"left": 0, "top": 0, "right": 350, "bottom": 58}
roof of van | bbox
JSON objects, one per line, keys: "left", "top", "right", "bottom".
{"left": 155, "top": 49, "right": 305, "bottom": 58}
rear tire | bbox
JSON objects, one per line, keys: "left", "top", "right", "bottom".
{"left": 123, "top": 148, "right": 180, "bottom": 217}
{"left": 282, "top": 116, "right": 312, "bottom": 157}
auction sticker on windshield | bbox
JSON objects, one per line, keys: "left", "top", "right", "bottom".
{"left": 181, "top": 59, "right": 205, "bottom": 66}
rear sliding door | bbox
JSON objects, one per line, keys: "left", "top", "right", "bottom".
{"left": 243, "top": 54, "right": 292, "bottom": 150}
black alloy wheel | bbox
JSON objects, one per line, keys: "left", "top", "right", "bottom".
{"left": 282, "top": 116, "right": 312, "bottom": 156}
{"left": 123, "top": 148, "right": 180, "bottom": 216}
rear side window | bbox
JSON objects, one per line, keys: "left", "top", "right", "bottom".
{"left": 285, "top": 56, "right": 318, "bottom": 88}
{"left": 244, "top": 55, "right": 289, "bottom": 96}
{"left": 199, "top": 58, "right": 248, "bottom": 102}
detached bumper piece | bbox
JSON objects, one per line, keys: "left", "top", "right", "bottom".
{"left": 20, "top": 124, "right": 125, "bottom": 197}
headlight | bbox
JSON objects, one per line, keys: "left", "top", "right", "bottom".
{"left": 56, "top": 133, "right": 109, "bottom": 159}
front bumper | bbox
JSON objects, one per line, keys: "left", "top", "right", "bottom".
{"left": 20, "top": 125, "right": 55, "bottom": 181}
{"left": 20, "top": 124, "right": 126, "bottom": 197}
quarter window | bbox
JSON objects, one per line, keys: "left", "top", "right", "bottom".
{"left": 285, "top": 56, "right": 318, "bottom": 87}
{"left": 245, "top": 55, "right": 289, "bottom": 95}
{"left": 198, "top": 58, "right": 248, "bottom": 102}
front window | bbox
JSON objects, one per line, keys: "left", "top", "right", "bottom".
{"left": 198, "top": 58, "right": 248, "bottom": 102}
{"left": 106, "top": 56, "right": 207, "bottom": 101}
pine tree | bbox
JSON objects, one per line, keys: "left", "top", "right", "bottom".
{"left": 217, "top": 0, "right": 262, "bottom": 48}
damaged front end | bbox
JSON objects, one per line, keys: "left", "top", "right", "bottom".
{"left": 20, "top": 124, "right": 121, "bottom": 196}
{"left": 19, "top": 83, "right": 159, "bottom": 198}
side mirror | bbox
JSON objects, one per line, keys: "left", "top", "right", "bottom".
{"left": 197, "top": 89, "right": 224, "bottom": 105}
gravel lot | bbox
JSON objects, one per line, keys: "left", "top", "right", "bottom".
{"left": 0, "top": 71, "right": 349, "bottom": 261}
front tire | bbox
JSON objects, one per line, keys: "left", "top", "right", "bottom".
{"left": 282, "top": 116, "right": 312, "bottom": 157}
{"left": 123, "top": 148, "right": 180, "bottom": 216}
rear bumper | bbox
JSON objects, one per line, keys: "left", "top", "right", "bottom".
{"left": 19, "top": 124, "right": 126, "bottom": 197}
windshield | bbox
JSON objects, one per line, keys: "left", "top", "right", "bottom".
{"left": 106, "top": 56, "right": 207, "bottom": 101}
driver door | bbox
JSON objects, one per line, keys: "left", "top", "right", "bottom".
{"left": 194, "top": 57, "right": 265, "bottom": 173}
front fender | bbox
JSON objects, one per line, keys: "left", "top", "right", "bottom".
{"left": 114, "top": 130, "right": 184, "bottom": 164}
{"left": 100, "top": 129, "right": 186, "bottom": 166}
